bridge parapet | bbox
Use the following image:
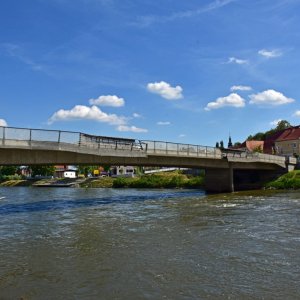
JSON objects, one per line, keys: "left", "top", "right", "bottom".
{"left": 0, "top": 126, "right": 146, "bottom": 154}
{"left": 142, "top": 140, "right": 221, "bottom": 159}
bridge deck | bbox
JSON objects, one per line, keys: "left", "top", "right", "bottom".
{"left": 0, "top": 126, "right": 292, "bottom": 168}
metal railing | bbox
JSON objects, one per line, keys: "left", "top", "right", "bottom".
{"left": 222, "top": 149, "right": 286, "bottom": 164}
{"left": 0, "top": 126, "right": 288, "bottom": 165}
{"left": 0, "top": 126, "right": 145, "bottom": 152}
{"left": 142, "top": 140, "right": 221, "bottom": 158}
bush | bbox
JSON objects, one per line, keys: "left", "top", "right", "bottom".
{"left": 265, "top": 171, "right": 300, "bottom": 189}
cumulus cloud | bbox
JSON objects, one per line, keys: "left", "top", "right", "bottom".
{"left": 270, "top": 119, "right": 282, "bottom": 126}
{"left": 147, "top": 81, "right": 183, "bottom": 100}
{"left": 227, "top": 57, "right": 248, "bottom": 65}
{"left": 249, "top": 90, "right": 294, "bottom": 106}
{"left": 205, "top": 93, "right": 246, "bottom": 111}
{"left": 133, "top": 113, "right": 142, "bottom": 118}
{"left": 230, "top": 85, "right": 252, "bottom": 91}
{"left": 0, "top": 119, "right": 7, "bottom": 127}
{"left": 258, "top": 49, "right": 282, "bottom": 58}
{"left": 293, "top": 111, "right": 300, "bottom": 117}
{"left": 48, "top": 105, "right": 126, "bottom": 125}
{"left": 116, "top": 125, "right": 148, "bottom": 133}
{"left": 157, "top": 121, "right": 171, "bottom": 125}
{"left": 89, "top": 95, "right": 125, "bottom": 107}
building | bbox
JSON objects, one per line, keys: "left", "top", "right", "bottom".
{"left": 273, "top": 126, "right": 300, "bottom": 156}
{"left": 54, "top": 165, "right": 78, "bottom": 178}
{"left": 235, "top": 125, "right": 300, "bottom": 157}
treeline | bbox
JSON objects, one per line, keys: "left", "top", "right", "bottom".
{"left": 247, "top": 120, "right": 291, "bottom": 141}
{"left": 112, "top": 174, "right": 204, "bottom": 189}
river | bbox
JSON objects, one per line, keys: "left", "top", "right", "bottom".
{"left": 0, "top": 187, "right": 299, "bottom": 299}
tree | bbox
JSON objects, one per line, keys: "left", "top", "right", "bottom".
{"left": 30, "top": 165, "right": 55, "bottom": 177}
{"left": 220, "top": 140, "right": 224, "bottom": 149}
{"left": 233, "top": 142, "right": 241, "bottom": 147}
{"left": 216, "top": 142, "right": 220, "bottom": 148}
{"left": 253, "top": 145, "right": 263, "bottom": 153}
{"left": 275, "top": 120, "right": 291, "bottom": 131}
{"left": 0, "top": 166, "right": 17, "bottom": 176}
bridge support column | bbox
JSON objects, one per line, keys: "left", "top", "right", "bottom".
{"left": 205, "top": 166, "right": 234, "bottom": 193}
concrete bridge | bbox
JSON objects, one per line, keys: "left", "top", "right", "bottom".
{"left": 0, "top": 126, "right": 296, "bottom": 193}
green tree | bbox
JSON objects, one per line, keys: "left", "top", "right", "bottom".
{"left": 275, "top": 120, "right": 291, "bottom": 131}
{"left": 0, "top": 166, "right": 17, "bottom": 176}
{"left": 30, "top": 165, "right": 55, "bottom": 177}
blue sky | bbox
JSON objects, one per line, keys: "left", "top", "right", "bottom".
{"left": 1, "top": 0, "right": 300, "bottom": 146}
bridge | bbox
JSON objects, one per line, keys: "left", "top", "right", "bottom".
{"left": 0, "top": 126, "right": 296, "bottom": 193}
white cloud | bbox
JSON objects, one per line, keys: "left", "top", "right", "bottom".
{"left": 48, "top": 105, "right": 126, "bottom": 125}
{"left": 230, "top": 85, "right": 252, "bottom": 91}
{"left": 157, "top": 121, "right": 171, "bottom": 126}
{"left": 117, "top": 125, "right": 148, "bottom": 133}
{"left": 270, "top": 119, "right": 282, "bottom": 126}
{"left": 205, "top": 93, "right": 246, "bottom": 111}
{"left": 258, "top": 49, "right": 282, "bottom": 58}
{"left": 293, "top": 111, "right": 300, "bottom": 117}
{"left": 133, "top": 113, "right": 142, "bottom": 118}
{"left": 179, "top": 134, "right": 186, "bottom": 138}
{"left": 0, "top": 119, "right": 7, "bottom": 127}
{"left": 227, "top": 57, "right": 248, "bottom": 65}
{"left": 249, "top": 90, "right": 294, "bottom": 106}
{"left": 147, "top": 81, "right": 183, "bottom": 100}
{"left": 89, "top": 95, "right": 125, "bottom": 107}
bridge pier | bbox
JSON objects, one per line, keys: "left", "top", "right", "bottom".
{"left": 205, "top": 166, "right": 234, "bottom": 193}
{"left": 205, "top": 167, "right": 285, "bottom": 193}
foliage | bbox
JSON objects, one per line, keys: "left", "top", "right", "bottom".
{"left": 247, "top": 120, "right": 292, "bottom": 141}
{"left": 265, "top": 171, "right": 300, "bottom": 189}
{"left": 112, "top": 173, "right": 204, "bottom": 189}
{"left": 220, "top": 141, "right": 224, "bottom": 149}
{"left": 0, "top": 166, "right": 18, "bottom": 176}
{"left": 252, "top": 145, "right": 263, "bottom": 153}
{"left": 30, "top": 165, "right": 55, "bottom": 177}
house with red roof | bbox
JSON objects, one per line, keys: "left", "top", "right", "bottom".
{"left": 234, "top": 126, "right": 300, "bottom": 157}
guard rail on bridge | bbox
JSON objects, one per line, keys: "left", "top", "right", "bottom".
{"left": 0, "top": 126, "right": 289, "bottom": 166}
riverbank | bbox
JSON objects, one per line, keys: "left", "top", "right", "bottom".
{"left": 0, "top": 171, "right": 205, "bottom": 189}
{"left": 265, "top": 170, "right": 300, "bottom": 189}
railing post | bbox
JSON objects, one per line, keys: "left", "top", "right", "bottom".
{"left": 2, "top": 127, "right": 5, "bottom": 146}
{"left": 29, "top": 129, "right": 32, "bottom": 147}
{"left": 154, "top": 141, "right": 156, "bottom": 153}
{"left": 58, "top": 131, "right": 61, "bottom": 143}
{"left": 79, "top": 133, "right": 81, "bottom": 147}
{"left": 177, "top": 143, "right": 179, "bottom": 155}
{"left": 115, "top": 141, "right": 118, "bottom": 150}
{"left": 187, "top": 144, "right": 190, "bottom": 156}
{"left": 166, "top": 142, "right": 168, "bottom": 154}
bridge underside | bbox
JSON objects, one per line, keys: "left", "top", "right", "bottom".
{"left": 0, "top": 148, "right": 286, "bottom": 193}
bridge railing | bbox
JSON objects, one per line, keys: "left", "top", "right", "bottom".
{"left": 223, "top": 150, "right": 286, "bottom": 164}
{"left": 142, "top": 140, "right": 221, "bottom": 158}
{"left": 0, "top": 126, "right": 146, "bottom": 152}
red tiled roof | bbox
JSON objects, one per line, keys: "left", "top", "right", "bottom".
{"left": 274, "top": 126, "right": 300, "bottom": 141}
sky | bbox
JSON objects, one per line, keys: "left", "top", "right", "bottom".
{"left": 1, "top": 0, "right": 300, "bottom": 146}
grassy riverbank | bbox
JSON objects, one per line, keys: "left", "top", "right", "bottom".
{"left": 0, "top": 171, "right": 205, "bottom": 189}
{"left": 265, "top": 170, "right": 300, "bottom": 189}
{"left": 81, "top": 172, "right": 204, "bottom": 189}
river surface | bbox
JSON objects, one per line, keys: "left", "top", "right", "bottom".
{"left": 0, "top": 187, "right": 299, "bottom": 300}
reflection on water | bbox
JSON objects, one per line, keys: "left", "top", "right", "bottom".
{"left": 0, "top": 187, "right": 299, "bottom": 299}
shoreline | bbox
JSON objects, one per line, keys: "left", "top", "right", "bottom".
{"left": 0, "top": 172, "right": 205, "bottom": 189}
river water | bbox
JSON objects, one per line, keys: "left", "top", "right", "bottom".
{"left": 0, "top": 187, "right": 299, "bottom": 300}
